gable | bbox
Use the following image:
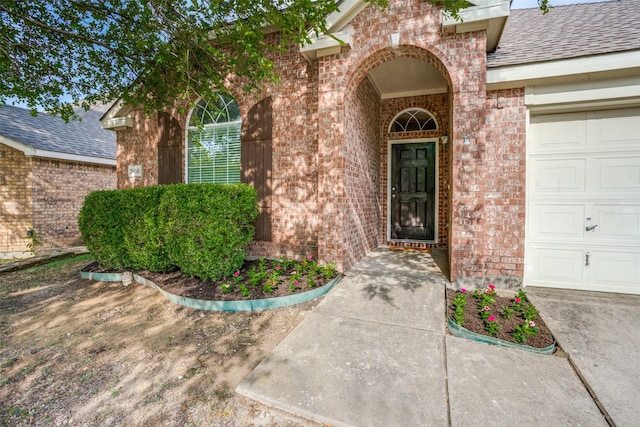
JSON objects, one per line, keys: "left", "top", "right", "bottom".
{"left": 301, "top": 0, "right": 510, "bottom": 61}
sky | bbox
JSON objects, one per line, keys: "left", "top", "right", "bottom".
{"left": 511, "top": 0, "right": 610, "bottom": 9}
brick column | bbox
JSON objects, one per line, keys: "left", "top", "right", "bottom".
{"left": 316, "top": 56, "right": 347, "bottom": 271}
{"left": 448, "top": 33, "right": 489, "bottom": 286}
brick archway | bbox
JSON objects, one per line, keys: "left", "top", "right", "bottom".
{"left": 343, "top": 44, "right": 456, "bottom": 100}
{"left": 345, "top": 44, "right": 454, "bottom": 254}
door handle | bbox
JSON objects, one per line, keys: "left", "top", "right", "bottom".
{"left": 586, "top": 224, "right": 598, "bottom": 232}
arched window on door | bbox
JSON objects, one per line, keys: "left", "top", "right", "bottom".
{"left": 186, "top": 92, "right": 241, "bottom": 184}
{"left": 389, "top": 108, "right": 437, "bottom": 133}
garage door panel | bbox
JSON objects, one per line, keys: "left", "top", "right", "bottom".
{"left": 591, "top": 205, "right": 640, "bottom": 242}
{"left": 527, "top": 108, "right": 640, "bottom": 295}
{"left": 531, "top": 158, "right": 586, "bottom": 193}
{"left": 587, "top": 108, "right": 640, "bottom": 149}
{"left": 527, "top": 247, "right": 584, "bottom": 288}
{"left": 530, "top": 112, "right": 587, "bottom": 153}
{"left": 589, "top": 250, "right": 640, "bottom": 293}
{"left": 590, "top": 157, "right": 640, "bottom": 193}
{"left": 529, "top": 204, "right": 584, "bottom": 240}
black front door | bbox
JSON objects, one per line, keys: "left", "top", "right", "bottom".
{"left": 390, "top": 142, "right": 436, "bottom": 240}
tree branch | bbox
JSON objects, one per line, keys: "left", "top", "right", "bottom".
{"left": 0, "top": 4, "right": 134, "bottom": 63}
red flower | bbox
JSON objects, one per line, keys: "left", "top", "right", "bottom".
{"left": 307, "top": 255, "right": 313, "bottom": 260}
{"left": 488, "top": 315, "right": 496, "bottom": 322}
{"left": 488, "top": 284, "right": 495, "bottom": 290}
{"left": 515, "top": 297, "right": 521, "bottom": 303}
{"left": 483, "top": 306, "right": 490, "bottom": 311}
{"left": 529, "top": 320, "right": 536, "bottom": 327}
{"left": 460, "top": 288, "right": 467, "bottom": 293}
{"left": 485, "top": 289, "right": 493, "bottom": 294}
{"left": 293, "top": 280, "right": 299, "bottom": 286}
{"left": 275, "top": 266, "right": 281, "bottom": 271}
{"left": 233, "top": 271, "right": 240, "bottom": 277}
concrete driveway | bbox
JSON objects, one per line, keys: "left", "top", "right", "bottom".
{"left": 528, "top": 287, "right": 640, "bottom": 427}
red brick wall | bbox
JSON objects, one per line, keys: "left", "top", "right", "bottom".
{"left": 380, "top": 94, "right": 450, "bottom": 250}
{"left": 0, "top": 145, "right": 115, "bottom": 255}
{"left": 342, "top": 77, "right": 383, "bottom": 269}
{"left": 112, "top": 0, "right": 530, "bottom": 284}
{"left": 0, "top": 145, "right": 33, "bottom": 255}
{"left": 115, "top": 34, "right": 321, "bottom": 261}
{"left": 31, "top": 158, "right": 116, "bottom": 248}
{"left": 481, "top": 88, "right": 527, "bottom": 287}
{"left": 242, "top": 38, "right": 321, "bottom": 259}
{"left": 116, "top": 110, "right": 167, "bottom": 189}
{"left": 316, "top": 0, "right": 489, "bottom": 273}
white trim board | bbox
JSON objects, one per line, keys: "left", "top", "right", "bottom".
{"left": 524, "top": 76, "right": 640, "bottom": 113}
{"left": 386, "top": 138, "right": 439, "bottom": 244}
{"left": 487, "top": 50, "right": 640, "bottom": 90}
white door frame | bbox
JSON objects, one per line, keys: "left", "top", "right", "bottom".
{"left": 386, "top": 138, "right": 439, "bottom": 243}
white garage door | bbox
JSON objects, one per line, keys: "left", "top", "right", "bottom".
{"left": 526, "top": 108, "right": 640, "bottom": 294}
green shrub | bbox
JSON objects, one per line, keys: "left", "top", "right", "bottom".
{"left": 159, "top": 184, "right": 258, "bottom": 281}
{"left": 79, "top": 183, "right": 258, "bottom": 278}
{"left": 120, "top": 186, "right": 172, "bottom": 272}
{"left": 78, "top": 190, "right": 130, "bottom": 269}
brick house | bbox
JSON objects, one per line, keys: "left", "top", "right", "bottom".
{"left": 101, "top": 0, "right": 640, "bottom": 294}
{"left": 0, "top": 104, "right": 116, "bottom": 257}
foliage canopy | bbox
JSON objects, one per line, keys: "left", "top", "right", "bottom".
{"left": 1, "top": 0, "right": 549, "bottom": 121}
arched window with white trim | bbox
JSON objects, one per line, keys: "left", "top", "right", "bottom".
{"left": 186, "top": 92, "right": 241, "bottom": 183}
{"left": 388, "top": 108, "right": 437, "bottom": 133}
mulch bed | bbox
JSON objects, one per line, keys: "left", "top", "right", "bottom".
{"left": 445, "top": 288, "right": 555, "bottom": 348}
{"left": 83, "top": 259, "right": 337, "bottom": 301}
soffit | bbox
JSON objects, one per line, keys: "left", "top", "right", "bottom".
{"left": 367, "top": 57, "right": 448, "bottom": 99}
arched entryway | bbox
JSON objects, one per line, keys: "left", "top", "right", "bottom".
{"left": 340, "top": 46, "right": 453, "bottom": 267}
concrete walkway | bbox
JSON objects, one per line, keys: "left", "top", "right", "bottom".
{"left": 0, "top": 246, "right": 88, "bottom": 274}
{"left": 238, "top": 247, "right": 639, "bottom": 426}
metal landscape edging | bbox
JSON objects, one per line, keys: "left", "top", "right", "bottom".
{"left": 447, "top": 317, "right": 556, "bottom": 355}
{"left": 81, "top": 266, "right": 340, "bottom": 312}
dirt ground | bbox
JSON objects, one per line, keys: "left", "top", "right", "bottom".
{"left": 0, "top": 256, "right": 324, "bottom": 426}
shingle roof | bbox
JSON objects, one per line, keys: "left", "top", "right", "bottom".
{"left": 0, "top": 104, "right": 115, "bottom": 160}
{"left": 487, "top": 0, "right": 640, "bottom": 68}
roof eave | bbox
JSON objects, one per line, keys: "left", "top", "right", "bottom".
{"left": 299, "top": 0, "right": 366, "bottom": 62}
{"left": 100, "top": 99, "right": 133, "bottom": 130}
{"left": 102, "top": 116, "right": 134, "bottom": 131}
{"left": 0, "top": 135, "right": 115, "bottom": 165}
{"left": 300, "top": 30, "right": 352, "bottom": 62}
{"left": 487, "top": 49, "right": 640, "bottom": 90}
{"left": 441, "top": 0, "right": 510, "bottom": 52}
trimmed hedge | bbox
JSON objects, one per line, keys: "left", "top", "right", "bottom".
{"left": 120, "top": 186, "right": 170, "bottom": 272}
{"left": 159, "top": 184, "right": 258, "bottom": 280}
{"left": 78, "top": 189, "right": 130, "bottom": 269}
{"left": 79, "top": 183, "right": 258, "bottom": 280}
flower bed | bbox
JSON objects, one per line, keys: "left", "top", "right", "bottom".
{"left": 82, "top": 255, "right": 340, "bottom": 311}
{"left": 446, "top": 285, "right": 556, "bottom": 352}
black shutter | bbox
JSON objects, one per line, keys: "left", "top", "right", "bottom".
{"left": 241, "top": 97, "right": 273, "bottom": 241}
{"left": 158, "top": 112, "right": 183, "bottom": 185}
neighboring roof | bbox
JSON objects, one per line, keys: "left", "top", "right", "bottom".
{"left": 487, "top": 0, "right": 640, "bottom": 68}
{"left": 0, "top": 104, "right": 116, "bottom": 163}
